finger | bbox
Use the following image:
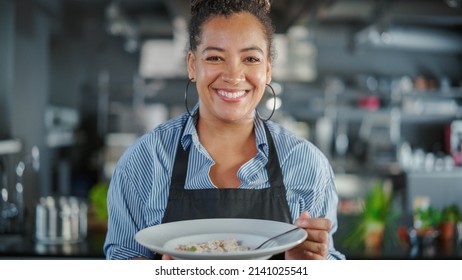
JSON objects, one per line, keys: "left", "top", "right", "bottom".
{"left": 296, "top": 217, "right": 331, "bottom": 231}
{"left": 297, "top": 211, "right": 328, "bottom": 221}
{"left": 304, "top": 239, "right": 329, "bottom": 257}
{"left": 296, "top": 239, "right": 329, "bottom": 259}
{"left": 286, "top": 245, "right": 326, "bottom": 260}
{"left": 300, "top": 210, "right": 311, "bottom": 219}
{"left": 161, "top": 254, "right": 173, "bottom": 260}
{"left": 289, "top": 228, "right": 330, "bottom": 259}
{"left": 285, "top": 249, "right": 317, "bottom": 260}
{"left": 306, "top": 228, "right": 330, "bottom": 244}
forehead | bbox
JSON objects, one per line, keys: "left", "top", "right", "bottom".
{"left": 198, "top": 12, "right": 268, "bottom": 52}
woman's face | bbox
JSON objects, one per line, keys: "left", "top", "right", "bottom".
{"left": 187, "top": 12, "right": 272, "bottom": 124}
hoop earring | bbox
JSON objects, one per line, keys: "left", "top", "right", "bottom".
{"left": 184, "top": 78, "right": 195, "bottom": 117}
{"left": 257, "top": 84, "right": 276, "bottom": 122}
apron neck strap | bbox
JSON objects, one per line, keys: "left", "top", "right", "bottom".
{"left": 171, "top": 121, "right": 285, "bottom": 190}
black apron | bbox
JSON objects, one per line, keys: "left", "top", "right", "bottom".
{"left": 160, "top": 122, "right": 292, "bottom": 259}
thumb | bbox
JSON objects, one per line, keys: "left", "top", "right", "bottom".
{"left": 299, "top": 211, "right": 311, "bottom": 219}
{"left": 294, "top": 211, "right": 311, "bottom": 227}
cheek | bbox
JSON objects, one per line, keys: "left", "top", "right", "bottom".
{"left": 253, "top": 71, "right": 269, "bottom": 88}
{"left": 255, "top": 64, "right": 271, "bottom": 82}
{"left": 195, "top": 66, "right": 218, "bottom": 84}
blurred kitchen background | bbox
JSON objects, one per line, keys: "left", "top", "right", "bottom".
{"left": 1, "top": 0, "right": 462, "bottom": 259}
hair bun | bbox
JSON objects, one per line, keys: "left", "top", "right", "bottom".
{"left": 260, "top": 0, "right": 271, "bottom": 14}
{"left": 191, "top": 0, "right": 271, "bottom": 15}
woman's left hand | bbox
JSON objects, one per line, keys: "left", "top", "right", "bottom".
{"left": 285, "top": 211, "right": 331, "bottom": 260}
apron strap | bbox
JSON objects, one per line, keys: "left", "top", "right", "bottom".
{"left": 263, "top": 123, "right": 285, "bottom": 191}
{"left": 170, "top": 122, "right": 189, "bottom": 190}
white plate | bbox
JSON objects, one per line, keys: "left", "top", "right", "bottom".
{"left": 135, "top": 218, "right": 307, "bottom": 260}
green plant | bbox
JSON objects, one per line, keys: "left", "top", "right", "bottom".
{"left": 88, "top": 182, "right": 109, "bottom": 221}
{"left": 343, "top": 180, "right": 399, "bottom": 249}
{"left": 414, "top": 206, "right": 441, "bottom": 230}
{"left": 441, "top": 204, "right": 460, "bottom": 223}
{"left": 362, "top": 181, "right": 393, "bottom": 224}
{"left": 438, "top": 204, "right": 460, "bottom": 240}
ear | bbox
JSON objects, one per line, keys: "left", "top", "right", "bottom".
{"left": 266, "top": 57, "right": 272, "bottom": 84}
{"left": 187, "top": 51, "right": 196, "bottom": 80}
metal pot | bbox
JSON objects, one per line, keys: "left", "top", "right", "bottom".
{"left": 35, "top": 196, "right": 87, "bottom": 244}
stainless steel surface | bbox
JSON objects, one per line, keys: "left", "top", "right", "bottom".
{"left": 0, "top": 231, "right": 107, "bottom": 259}
{"left": 0, "top": 139, "right": 22, "bottom": 156}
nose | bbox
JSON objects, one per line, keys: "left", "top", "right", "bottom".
{"left": 221, "top": 60, "right": 245, "bottom": 85}
{"left": 222, "top": 75, "right": 245, "bottom": 85}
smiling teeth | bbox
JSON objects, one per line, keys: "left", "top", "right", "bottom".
{"left": 217, "top": 90, "right": 246, "bottom": 99}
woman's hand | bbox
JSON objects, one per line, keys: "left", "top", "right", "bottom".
{"left": 162, "top": 254, "right": 174, "bottom": 260}
{"left": 285, "top": 211, "right": 331, "bottom": 260}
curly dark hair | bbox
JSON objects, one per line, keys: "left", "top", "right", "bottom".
{"left": 189, "top": 0, "right": 275, "bottom": 59}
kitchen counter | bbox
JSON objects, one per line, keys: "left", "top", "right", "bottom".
{"left": 3, "top": 222, "right": 460, "bottom": 260}
{"left": 0, "top": 231, "right": 106, "bottom": 259}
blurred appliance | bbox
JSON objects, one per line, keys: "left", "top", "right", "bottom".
{"left": 0, "top": 157, "right": 26, "bottom": 234}
{"left": 35, "top": 196, "right": 87, "bottom": 244}
{"left": 44, "top": 106, "right": 80, "bottom": 132}
{"left": 357, "top": 108, "right": 401, "bottom": 166}
{"left": 44, "top": 106, "right": 83, "bottom": 197}
{"left": 45, "top": 106, "right": 82, "bottom": 148}
{"left": 446, "top": 120, "right": 462, "bottom": 165}
{"left": 448, "top": 120, "right": 462, "bottom": 153}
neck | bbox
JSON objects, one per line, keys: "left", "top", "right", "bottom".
{"left": 196, "top": 116, "right": 256, "bottom": 151}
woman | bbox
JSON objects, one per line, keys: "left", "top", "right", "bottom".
{"left": 104, "top": 0, "right": 345, "bottom": 260}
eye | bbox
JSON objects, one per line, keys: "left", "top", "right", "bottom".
{"left": 206, "top": 56, "right": 223, "bottom": 62}
{"left": 244, "top": 56, "right": 261, "bottom": 63}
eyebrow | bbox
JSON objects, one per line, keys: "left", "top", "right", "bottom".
{"left": 202, "top": 46, "right": 264, "bottom": 55}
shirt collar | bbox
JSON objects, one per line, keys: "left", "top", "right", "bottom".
{"left": 180, "top": 105, "right": 199, "bottom": 151}
{"left": 254, "top": 116, "right": 270, "bottom": 157}
{"left": 180, "top": 106, "right": 269, "bottom": 157}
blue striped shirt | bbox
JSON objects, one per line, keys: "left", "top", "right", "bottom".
{"left": 104, "top": 109, "right": 345, "bottom": 260}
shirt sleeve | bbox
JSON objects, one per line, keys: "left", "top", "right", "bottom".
{"left": 323, "top": 165, "right": 346, "bottom": 260}
{"left": 282, "top": 141, "right": 346, "bottom": 260}
{"left": 103, "top": 166, "right": 155, "bottom": 260}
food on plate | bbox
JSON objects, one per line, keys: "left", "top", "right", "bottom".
{"left": 175, "top": 239, "right": 250, "bottom": 253}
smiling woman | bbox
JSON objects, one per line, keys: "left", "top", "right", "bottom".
{"left": 104, "top": 0, "right": 345, "bottom": 260}
{"left": 187, "top": 12, "right": 271, "bottom": 126}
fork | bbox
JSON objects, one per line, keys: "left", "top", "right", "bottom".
{"left": 254, "top": 227, "right": 302, "bottom": 250}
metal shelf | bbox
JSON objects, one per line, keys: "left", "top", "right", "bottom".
{"left": 46, "top": 131, "right": 85, "bottom": 148}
